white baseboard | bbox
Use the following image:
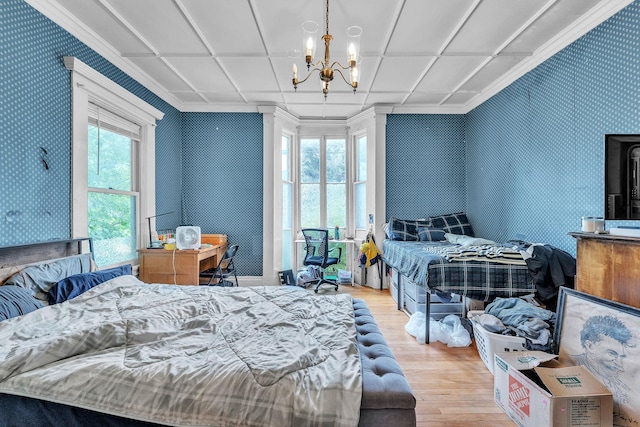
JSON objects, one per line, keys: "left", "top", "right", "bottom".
{"left": 237, "top": 276, "right": 272, "bottom": 287}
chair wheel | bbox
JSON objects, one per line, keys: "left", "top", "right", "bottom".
{"left": 314, "top": 290, "right": 318, "bottom": 293}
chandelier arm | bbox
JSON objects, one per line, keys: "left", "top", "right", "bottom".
{"left": 330, "top": 61, "right": 351, "bottom": 71}
{"left": 309, "top": 59, "right": 327, "bottom": 69}
{"left": 333, "top": 68, "right": 352, "bottom": 86}
{"left": 297, "top": 68, "right": 323, "bottom": 85}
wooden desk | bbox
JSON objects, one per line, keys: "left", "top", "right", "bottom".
{"left": 138, "top": 234, "right": 227, "bottom": 285}
{"left": 569, "top": 231, "right": 640, "bottom": 308}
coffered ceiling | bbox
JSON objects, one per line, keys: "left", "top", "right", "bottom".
{"left": 26, "top": 0, "right": 633, "bottom": 119}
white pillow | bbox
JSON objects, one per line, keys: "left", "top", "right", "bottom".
{"left": 445, "top": 233, "right": 495, "bottom": 246}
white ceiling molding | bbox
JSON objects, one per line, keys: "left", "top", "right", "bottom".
{"left": 26, "top": 0, "right": 635, "bottom": 118}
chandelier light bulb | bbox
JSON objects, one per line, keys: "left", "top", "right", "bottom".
{"left": 348, "top": 43, "right": 356, "bottom": 62}
{"left": 306, "top": 37, "right": 314, "bottom": 56}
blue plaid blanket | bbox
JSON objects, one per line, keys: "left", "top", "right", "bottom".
{"left": 383, "top": 240, "right": 535, "bottom": 302}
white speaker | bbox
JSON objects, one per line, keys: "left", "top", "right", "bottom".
{"left": 176, "top": 226, "right": 201, "bottom": 250}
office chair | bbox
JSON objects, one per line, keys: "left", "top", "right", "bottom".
{"left": 201, "top": 244, "right": 239, "bottom": 286}
{"left": 301, "top": 229, "right": 342, "bottom": 293}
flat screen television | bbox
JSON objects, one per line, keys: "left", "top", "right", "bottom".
{"left": 605, "top": 134, "right": 640, "bottom": 220}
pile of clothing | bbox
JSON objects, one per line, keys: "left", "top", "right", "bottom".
{"left": 508, "top": 240, "right": 576, "bottom": 307}
{"left": 473, "top": 297, "right": 556, "bottom": 352}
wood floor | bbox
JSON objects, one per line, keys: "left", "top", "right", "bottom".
{"left": 328, "top": 284, "right": 516, "bottom": 427}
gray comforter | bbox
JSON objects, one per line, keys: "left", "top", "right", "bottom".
{"left": 0, "top": 276, "right": 362, "bottom": 426}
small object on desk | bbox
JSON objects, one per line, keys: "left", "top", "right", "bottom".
{"left": 164, "top": 238, "right": 176, "bottom": 250}
{"left": 200, "top": 243, "right": 212, "bottom": 248}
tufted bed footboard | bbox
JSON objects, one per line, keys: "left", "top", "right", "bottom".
{"left": 354, "top": 298, "right": 417, "bottom": 427}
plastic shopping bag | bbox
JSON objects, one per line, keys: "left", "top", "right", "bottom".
{"left": 405, "top": 313, "right": 471, "bottom": 347}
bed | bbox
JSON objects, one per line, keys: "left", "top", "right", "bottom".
{"left": 383, "top": 239, "right": 535, "bottom": 303}
{"left": 383, "top": 213, "right": 537, "bottom": 303}
{"left": 0, "top": 239, "right": 416, "bottom": 427}
{"left": 383, "top": 213, "right": 575, "bottom": 335}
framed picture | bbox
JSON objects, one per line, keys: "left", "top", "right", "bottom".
{"left": 554, "top": 287, "right": 640, "bottom": 427}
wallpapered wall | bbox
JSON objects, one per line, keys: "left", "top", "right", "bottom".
{"left": 1, "top": 0, "right": 183, "bottom": 248}
{"left": 385, "top": 1, "right": 640, "bottom": 255}
{"left": 181, "top": 113, "right": 263, "bottom": 276}
{"left": 466, "top": 0, "right": 640, "bottom": 253}
{"left": 386, "top": 114, "right": 466, "bottom": 221}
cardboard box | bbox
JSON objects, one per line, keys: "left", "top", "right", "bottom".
{"left": 494, "top": 351, "right": 613, "bottom": 427}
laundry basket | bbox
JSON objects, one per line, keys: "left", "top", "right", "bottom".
{"left": 472, "top": 320, "right": 527, "bottom": 375}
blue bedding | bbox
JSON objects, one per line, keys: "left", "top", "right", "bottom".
{"left": 383, "top": 240, "right": 535, "bottom": 302}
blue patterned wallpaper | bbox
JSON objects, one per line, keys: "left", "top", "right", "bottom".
{"left": 466, "top": 0, "right": 640, "bottom": 253}
{"left": 181, "top": 113, "right": 263, "bottom": 276}
{"left": 384, "top": 1, "right": 640, "bottom": 255}
{"left": 386, "top": 114, "right": 466, "bottom": 220}
{"left": 1, "top": 0, "right": 182, "bottom": 246}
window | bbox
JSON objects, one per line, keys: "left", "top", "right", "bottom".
{"left": 299, "top": 137, "right": 346, "bottom": 229}
{"left": 66, "top": 56, "right": 163, "bottom": 268}
{"left": 87, "top": 106, "right": 140, "bottom": 266}
{"left": 299, "top": 136, "right": 347, "bottom": 274}
{"left": 282, "top": 134, "right": 293, "bottom": 270}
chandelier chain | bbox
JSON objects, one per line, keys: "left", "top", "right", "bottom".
{"left": 325, "top": 0, "right": 330, "bottom": 36}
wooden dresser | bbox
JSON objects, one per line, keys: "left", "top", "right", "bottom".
{"left": 569, "top": 232, "right": 640, "bottom": 308}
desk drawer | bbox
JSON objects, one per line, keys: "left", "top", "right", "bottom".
{"left": 140, "top": 272, "right": 194, "bottom": 285}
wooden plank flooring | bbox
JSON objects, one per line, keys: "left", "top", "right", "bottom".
{"left": 326, "top": 284, "right": 516, "bottom": 427}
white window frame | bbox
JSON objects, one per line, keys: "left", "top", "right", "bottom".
{"left": 352, "top": 131, "right": 368, "bottom": 233}
{"left": 65, "top": 56, "right": 164, "bottom": 265}
{"left": 281, "top": 131, "right": 295, "bottom": 271}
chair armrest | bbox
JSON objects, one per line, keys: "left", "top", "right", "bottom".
{"left": 329, "top": 246, "right": 342, "bottom": 260}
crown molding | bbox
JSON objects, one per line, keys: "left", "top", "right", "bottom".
{"left": 391, "top": 104, "right": 467, "bottom": 115}
{"left": 180, "top": 103, "right": 265, "bottom": 113}
{"left": 24, "top": 0, "right": 183, "bottom": 111}
{"left": 257, "top": 106, "right": 299, "bottom": 128}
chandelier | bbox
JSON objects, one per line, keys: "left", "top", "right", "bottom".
{"left": 292, "top": 0, "right": 362, "bottom": 99}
